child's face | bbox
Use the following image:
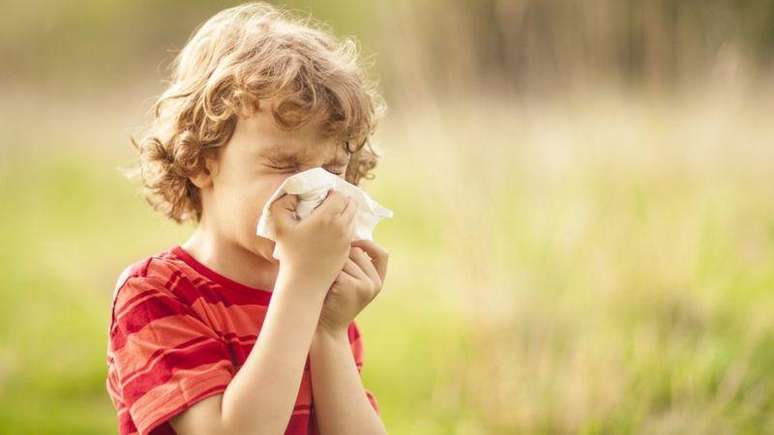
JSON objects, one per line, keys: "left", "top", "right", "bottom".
{"left": 196, "top": 100, "right": 350, "bottom": 264}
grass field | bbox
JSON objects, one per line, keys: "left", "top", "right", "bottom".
{"left": 0, "top": 87, "right": 772, "bottom": 434}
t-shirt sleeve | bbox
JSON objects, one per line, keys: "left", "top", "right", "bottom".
{"left": 348, "top": 320, "right": 380, "bottom": 416}
{"left": 108, "top": 275, "right": 235, "bottom": 435}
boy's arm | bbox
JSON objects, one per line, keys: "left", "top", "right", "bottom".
{"left": 169, "top": 267, "right": 327, "bottom": 435}
{"left": 308, "top": 328, "right": 387, "bottom": 435}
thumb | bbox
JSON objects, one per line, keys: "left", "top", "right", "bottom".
{"left": 269, "top": 193, "right": 299, "bottom": 233}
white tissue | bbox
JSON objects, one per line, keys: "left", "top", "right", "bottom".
{"left": 255, "top": 167, "right": 393, "bottom": 260}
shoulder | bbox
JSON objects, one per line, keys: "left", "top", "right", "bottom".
{"left": 111, "top": 247, "right": 190, "bottom": 300}
{"left": 106, "top": 249, "right": 236, "bottom": 435}
{"left": 108, "top": 247, "right": 193, "bottom": 332}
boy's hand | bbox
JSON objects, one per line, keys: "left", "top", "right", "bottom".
{"left": 317, "top": 239, "right": 389, "bottom": 335}
{"left": 269, "top": 189, "right": 357, "bottom": 297}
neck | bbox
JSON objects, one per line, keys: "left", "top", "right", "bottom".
{"left": 181, "top": 214, "right": 280, "bottom": 292}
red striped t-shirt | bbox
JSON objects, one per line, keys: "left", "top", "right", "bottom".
{"left": 105, "top": 245, "right": 379, "bottom": 435}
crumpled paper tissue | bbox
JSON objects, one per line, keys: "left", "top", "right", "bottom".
{"left": 255, "top": 167, "right": 393, "bottom": 260}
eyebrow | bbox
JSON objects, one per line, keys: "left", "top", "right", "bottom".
{"left": 262, "top": 148, "right": 350, "bottom": 166}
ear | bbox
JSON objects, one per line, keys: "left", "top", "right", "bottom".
{"left": 189, "top": 156, "right": 218, "bottom": 189}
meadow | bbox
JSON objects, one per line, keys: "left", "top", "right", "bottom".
{"left": 0, "top": 84, "right": 772, "bottom": 434}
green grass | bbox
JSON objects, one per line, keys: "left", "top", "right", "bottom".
{"left": 0, "top": 89, "right": 773, "bottom": 434}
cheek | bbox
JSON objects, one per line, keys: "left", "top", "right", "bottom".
{"left": 249, "top": 188, "right": 285, "bottom": 259}
{"left": 248, "top": 183, "right": 286, "bottom": 229}
{"left": 222, "top": 174, "right": 288, "bottom": 241}
{"left": 237, "top": 195, "right": 268, "bottom": 253}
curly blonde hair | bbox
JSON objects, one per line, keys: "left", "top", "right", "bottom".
{"left": 126, "top": 1, "right": 387, "bottom": 224}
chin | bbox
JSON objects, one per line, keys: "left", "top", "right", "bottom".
{"left": 269, "top": 242, "right": 281, "bottom": 264}
{"left": 254, "top": 238, "right": 279, "bottom": 263}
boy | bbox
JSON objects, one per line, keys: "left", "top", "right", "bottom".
{"left": 105, "top": 2, "right": 389, "bottom": 434}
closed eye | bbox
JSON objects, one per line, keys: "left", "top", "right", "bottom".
{"left": 324, "top": 167, "right": 345, "bottom": 176}
{"left": 267, "top": 166, "right": 296, "bottom": 173}
{"left": 267, "top": 164, "right": 343, "bottom": 176}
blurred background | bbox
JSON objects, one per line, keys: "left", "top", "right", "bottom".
{"left": 1, "top": 1, "right": 773, "bottom": 434}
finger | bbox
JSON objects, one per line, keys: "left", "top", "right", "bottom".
{"left": 337, "top": 195, "right": 354, "bottom": 217}
{"left": 350, "top": 239, "right": 388, "bottom": 284}
{"left": 269, "top": 193, "right": 299, "bottom": 226}
{"left": 272, "top": 192, "right": 299, "bottom": 211}
{"left": 334, "top": 200, "right": 358, "bottom": 239}
{"left": 344, "top": 209, "right": 357, "bottom": 241}
{"left": 350, "top": 246, "right": 382, "bottom": 288}
{"left": 312, "top": 189, "right": 348, "bottom": 217}
{"left": 343, "top": 257, "right": 368, "bottom": 281}
{"left": 337, "top": 198, "right": 358, "bottom": 223}
{"left": 333, "top": 269, "right": 359, "bottom": 288}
